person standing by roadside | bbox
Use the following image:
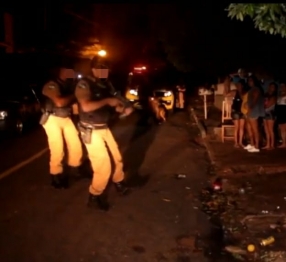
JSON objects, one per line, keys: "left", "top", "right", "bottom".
{"left": 262, "top": 82, "right": 277, "bottom": 149}
{"left": 276, "top": 82, "right": 286, "bottom": 148}
{"left": 176, "top": 84, "right": 186, "bottom": 109}
{"left": 226, "top": 79, "right": 248, "bottom": 148}
{"left": 41, "top": 68, "right": 83, "bottom": 189}
{"left": 74, "top": 59, "right": 133, "bottom": 211}
{"left": 244, "top": 75, "right": 265, "bottom": 153}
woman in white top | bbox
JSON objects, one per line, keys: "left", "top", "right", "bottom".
{"left": 276, "top": 83, "right": 286, "bottom": 148}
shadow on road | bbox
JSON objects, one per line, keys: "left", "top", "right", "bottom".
{"left": 122, "top": 110, "right": 158, "bottom": 187}
{"left": 70, "top": 110, "right": 158, "bottom": 189}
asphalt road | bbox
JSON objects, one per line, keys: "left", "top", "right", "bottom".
{"left": 0, "top": 111, "right": 212, "bottom": 262}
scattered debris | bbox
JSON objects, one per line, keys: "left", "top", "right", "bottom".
{"left": 247, "top": 244, "right": 255, "bottom": 252}
{"left": 197, "top": 175, "right": 286, "bottom": 261}
{"left": 212, "top": 177, "right": 223, "bottom": 191}
{"left": 239, "top": 188, "right": 245, "bottom": 194}
{"left": 175, "top": 174, "right": 186, "bottom": 179}
{"left": 177, "top": 236, "right": 195, "bottom": 249}
{"left": 225, "top": 245, "right": 247, "bottom": 255}
{"left": 260, "top": 236, "right": 275, "bottom": 246}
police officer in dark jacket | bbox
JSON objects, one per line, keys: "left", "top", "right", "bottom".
{"left": 74, "top": 59, "right": 133, "bottom": 211}
{"left": 41, "top": 68, "right": 83, "bottom": 189}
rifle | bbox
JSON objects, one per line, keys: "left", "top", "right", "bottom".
{"left": 107, "top": 81, "right": 132, "bottom": 109}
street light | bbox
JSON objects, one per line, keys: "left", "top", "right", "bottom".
{"left": 98, "top": 50, "right": 107, "bottom": 57}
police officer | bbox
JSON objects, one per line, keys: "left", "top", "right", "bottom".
{"left": 148, "top": 96, "right": 166, "bottom": 124}
{"left": 74, "top": 59, "right": 133, "bottom": 211}
{"left": 41, "top": 68, "right": 83, "bottom": 189}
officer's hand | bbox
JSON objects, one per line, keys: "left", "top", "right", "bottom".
{"left": 123, "top": 106, "right": 133, "bottom": 116}
{"left": 107, "top": 97, "right": 122, "bottom": 107}
{"left": 115, "top": 104, "right": 125, "bottom": 113}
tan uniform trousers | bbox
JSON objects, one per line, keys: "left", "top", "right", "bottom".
{"left": 178, "top": 92, "right": 185, "bottom": 108}
{"left": 85, "top": 128, "right": 124, "bottom": 195}
{"left": 43, "top": 115, "right": 83, "bottom": 175}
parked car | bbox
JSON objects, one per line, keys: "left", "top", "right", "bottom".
{"left": 152, "top": 88, "right": 175, "bottom": 113}
{"left": 0, "top": 84, "right": 42, "bottom": 135}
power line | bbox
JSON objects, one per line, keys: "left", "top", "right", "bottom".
{"left": 63, "top": 9, "right": 99, "bottom": 28}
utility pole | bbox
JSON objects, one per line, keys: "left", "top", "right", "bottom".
{"left": 63, "top": 8, "right": 99, "bottom": 28}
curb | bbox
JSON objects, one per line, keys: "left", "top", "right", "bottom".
{"left": 188, "top": 107, "right": 216, "bottom": 167}
{"left": 189, "top": 107, "right": 207, "bottom": 138}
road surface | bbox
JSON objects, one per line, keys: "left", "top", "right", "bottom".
{"left": 0, "top": 111, "right": 212, "bottom": 262}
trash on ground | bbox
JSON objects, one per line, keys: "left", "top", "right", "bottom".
{"left": 197, "top": 177, "right": 286, "bottom": 261}
{"left": 260, "top": 236, "right": 275, "bottom": 246}
{"left": 239, "top": 188, "right": 245, "bottom": 194}
{"left": 175, "top": 174, "right": 186, "bottom": 179}
{"left": 247, "top": 244, "right": 255, "bottom": 252}
{"left": 225, "top": 245, "right": 247, "bottom": 255}
{"left": 212, "top": 177, "right": 223, "bottom": 191}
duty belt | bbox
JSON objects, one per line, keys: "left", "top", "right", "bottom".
{"left": 51, "top": 108, "right": 72, "bottom": 118}
{"left": 79, "top": 122, "right": 107, "bottom": 130}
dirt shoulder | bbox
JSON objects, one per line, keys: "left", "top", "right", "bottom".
{"left": 189, "top": 97, "right": 286, "bottom": 261}
{"left": 189, "top": 96, "right": 286, "bottom": 176}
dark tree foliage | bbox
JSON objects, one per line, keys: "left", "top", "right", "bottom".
{"left": 226, "top": 4, "right": 286, "bottom": 37}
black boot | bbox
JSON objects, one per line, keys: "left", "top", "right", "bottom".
{"left": 87, "top": 193, "right": 110, "bottom": 211}
{"left": 114, "top": 181, "right": 130, "bottom": 196}
{"left": 50, "top": 174, "right": 69, "bottom": 189}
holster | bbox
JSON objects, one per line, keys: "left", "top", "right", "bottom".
{"left": 53, "top": 107, "right": 72, "bottom": 118}
{"left": 39, "top": 112, "right": 50, "bottom": 125}
{"left": 78, "top": 123, "right": 92, "bottom": 144}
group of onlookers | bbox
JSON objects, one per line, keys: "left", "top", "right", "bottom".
{"left": 225, "top": 74, "right": 286, "bottom": 153}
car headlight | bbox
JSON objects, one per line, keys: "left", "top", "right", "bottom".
{"left": 129, "top": 89, "right": 138, "bottom": 96}
{"left": 0, "top": 110, "right": 8, "bottom": 120}
{"left": 164, "top": 91, "right": 172, "bottom": 97}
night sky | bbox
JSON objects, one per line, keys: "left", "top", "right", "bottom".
{"left": 4, "top": 3, "right": 286, "bottom": 79}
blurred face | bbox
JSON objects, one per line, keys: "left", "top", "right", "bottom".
{"left": 268, "top": 84, "right": 276, "bottom": 94}
{"left": 280, "top": 83, "right": 286, "bottom": 93}
{"left": 248, "top": 78, "right": 254, "bottom": 87}
{"left": 91, "top": 68, "right": 109, "bottom": 79}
